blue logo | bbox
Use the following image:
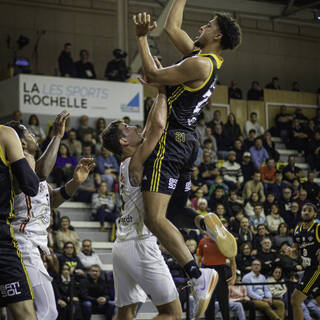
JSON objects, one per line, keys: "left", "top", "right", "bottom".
{"left": 121, "top": 93, "right": 140, "bottom": 113}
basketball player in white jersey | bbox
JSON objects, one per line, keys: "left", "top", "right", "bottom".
{"left": 102, "top": 78, "right": 218, "bottom": 319}
{"left": 7, "top": 112, "right": 95, "bottom": 320}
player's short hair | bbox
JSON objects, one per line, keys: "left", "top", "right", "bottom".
{"left": 215, "top": 13, "right": 242, "bottom": 50}
{"left": 102, "top": 120, "right": 124, "bottom": 156}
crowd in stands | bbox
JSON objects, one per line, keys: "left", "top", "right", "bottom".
{"left": 10, "top": 100, "right": 320, "bottom": 319}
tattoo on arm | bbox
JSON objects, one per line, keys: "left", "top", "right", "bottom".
{"left": 129, "top": 174, "right": 141, "bottom": 187}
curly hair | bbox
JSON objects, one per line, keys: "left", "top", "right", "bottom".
{"left": 5, "top": 120, "right": 25, "bottom": 138}
{"left": 101, "top": 120, "right": 124, "bottom": 156}
{"left": 215, "top": 13, "right": 242, "bottom": 50}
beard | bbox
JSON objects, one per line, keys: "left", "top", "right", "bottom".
{"left": 302, "top": 216, "right": 313, "bottom": 222}
{"left": 194, "top": 40, "right": 202, "bottom": 48}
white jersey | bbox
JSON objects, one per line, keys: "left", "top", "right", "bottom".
{"left": 12, "top": 181, "right": 51, "bottom": 254}
{"left": 116, "top": 157, "right": 155, "bottom": 241}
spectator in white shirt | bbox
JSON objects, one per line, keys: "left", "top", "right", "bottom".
{"left": 77, "top": 239, "right": 104, "bottom": 270}
{"left": 244, "top": 112, "right": 264, "bottom": 138}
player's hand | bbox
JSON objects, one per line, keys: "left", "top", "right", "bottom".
{"left": 53, "top": 110, "right": 70, "bottom": 138}
{"left": 73, "top": 158, "right": 95, "bottom": 184}
{"left": 133, "top": 12, "right": 157, "bottom": 37}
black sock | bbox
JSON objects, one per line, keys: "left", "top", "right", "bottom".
{"left": 199, "top": 218, "right": 207, "bottom": 231}
{"left": 183, "top": 260, "right": 202, "bottom": 279}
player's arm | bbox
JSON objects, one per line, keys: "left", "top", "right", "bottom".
{"left": 48, "top": 158, "right": 95, "bottom": 208}
{"left": 165, "top": 0, "right": 195, "bottom": 55}
{"left": 129, "top": 93, "right": 167, "bottom": 187}
{"left": 36, "top": 111, "right": 70, "bottom": 180}
{"left": 1, "top": 126, "right": 39, "bottom": 196}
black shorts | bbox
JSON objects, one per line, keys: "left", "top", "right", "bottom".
{"left": 0, "top": 220, "right": 33, "bottom": 307}
{"left": 297, "top": 266, "right": 320, "bottom": 297}
{"left": 141, "top": 128, "right": 198, "bottom": 195}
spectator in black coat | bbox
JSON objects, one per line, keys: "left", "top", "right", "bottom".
{"left": 282, "top": 201, "right": 301, "bottom": 233}
{"left": 53, "top": 264, "right": 84, "bottom": 320}
{"left": 75, "top": 49, "right": 96, "bottom": 79}
{"left": 233, "top": 139, "right": 245, "bottom": 163}
{"left": 307, "top": 131, "right": 320, "bottom": 171}
{"left": 213, "top": 124, "right": 233, "bottom": 159}
{"left": 236, "top": 242, "right": 255, "bottom": 275}
{"left": 223, "top": 113, "right": 241, "bottom": 144}
{"left": 241, "top": 152, "right": 255, "bottom": 183}
{"left": 266, "top": 77, "right": 280, "bottom": 90}
{"left": 236, "top": 217, "right": 254, "bottom": 248}
{"left": 252, "top": 224, "right": 269, "bottom": 255}
{"left": 256, "top": 237, "right": 280, "bottom": 276}
{"left": 199, "top": 151, "right": 219, "bottom": 186}
{"left": 81, "top": 265, "right": 115, "bottom": 320}
{"left": 247, "top": 81, "right": 263, "bottom": 100}
{"left": 58, "top": 43, "right": 76, "bottom": 77}
{"left": 208, "top": 186, "right": 230, "bottom": 213}
{"left": 274, "top": 105, "right": 293, "bottom": 145}
{"left": 282, "top": 155, "right": 304, "bottom": 185}
{"left": 263, "top": 131, "right": 280, "bottom": 163}
{"left": 289, "top": 118, "right": 308, "bottom": 155}
{"left": 105, "top": 48, "right": 130, "bottom": 82}
{"left": 302, "top": 172, "right": 320, "bottom": 203}
{"left": 228, "top": 80, "right": 242, "bottom": 99}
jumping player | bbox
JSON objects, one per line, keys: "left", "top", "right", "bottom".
{"left": 7, "top": 112, "right": 95, "bottom": 320}
{"left": 0, "top": 124, "right": 39, "bottom": 319}
{"left": 289, "top": 203, "right": 320, "bottom": 320}
{"left": 103, "top": 80, "right": 202, "bottom": 319}
{"left": 131, "top": 2, "right": 241, "bottom": 317}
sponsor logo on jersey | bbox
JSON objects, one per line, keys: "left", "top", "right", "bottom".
{"left": 168, "top": 178, "right": 178, "bottom": 190}
{"left": 0, "top": 282, "right": 21, "bottom": 298}
{"left": 120, "top": 215, "right": 133, "bottom": 225}
{"left": 185, "top": 181, "right": 191, "bottom": 192}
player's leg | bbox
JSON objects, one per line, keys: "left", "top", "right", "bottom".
{"left": 114, "top": 304, "right": 138, "bottom": 320}
{"left": 154, "top": 300, "right": 182, "bottom": 320}
{"left": 291, "top": 289, "right": 307, "bottom": 320}
{"left": 7, "top": 300, "right": 36, "bottom": 320}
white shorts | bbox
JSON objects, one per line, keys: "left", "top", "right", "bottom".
{"left": 112, "top": 238, "right": 179, "bottom": 308}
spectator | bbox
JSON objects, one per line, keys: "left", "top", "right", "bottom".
{"left": 228, "top": 80, "right": 242, "bottom": 100}
{"left": 195, "top": 118, "right": 207, "bottom": 146}
{"left": 282, "top": 155, "right": 304, "bottom": 185}
{"left": 191, "top": 188, "right": 205, "bottom": 210}
{"left": 264, "top": 192, "right": 277, "bottom": 216}
{"left": 229, "top": 270, "right": 256, "bottom": 320}
{"left": 203, "top": 138, "right": 218, "bottom": 164}
{"left": 186, "top": 239, "right": 198, "bottom": 259}
{"left": 243, "top": 171, "right": 266, "bottom": 203}
{"left": 55, "top": 216, "right": 81, "bottom": 254}
{"left": 249, "top": 204, "right": 267, "bottom": 233}
{"left": 252, "top": 224, "right": 269, "bottom": 254}
{"left": 75, "top": 49, "right": 96, "bottom": 79}
{"left": 256, "top": 238, "right": 280, "bottom": 276}
{"left": 92, "top": 182, "right": 118, "bottom": 232}
{"left": 305, "top": 119, "right": 316, "bottom": 138}
{"left": 191, "top": 166, "right": 208, "bottom": 195}
{"left": 243, "top": 129, "right": 256, "bottom": 150}
{"left": 196, "top": 236, "right": 236, "bottom": 320}
{"left": 289, "top": 118, "right": 308, "bottom": 156}
{"left": 236, "top": 242, "right": 255, "bottom": 275}
{"left": 201, "top": 127, "right": 217, "bottom": 149}
{"left": 78, "top": 239, "right": 104, "bottom": 270}
{"left": 233, "top": 139, "right": 244, "bottom": 163}
{"left": 27, "top": 114, "right": 46, "bottom": 142}
{"left": 243, "top": 112, "right": 264, "bottom": 139}
{"left": 291, "top": 81, "right": 301, "bottom": 92}
{"left": 227, "top": 191, "right": 244, "bottom": 216}
{"left": 278, "top": 187, "right": 293, "bottom": 216}
{"left": 96, "top": 147, "right": 119, "bottom": 192}
{"left": 96, "top": 118, "right": 107, "bottom": 137}
{"left": 203, "top": 103, "right": 214, "bottom": 125}
{"left": 273, "top": 223, "right": 293, "bottom": 249}
{"left": 53, "top": 264, "right": 84, "bottom": 320}
{"left": 274, "top": 105, "right": 293, "bottom": 146}
{"left": 213, "top": 123, "right": 232, "bottom": 159}
{"left": 267, "top": 267, "right": 287, "bottom": 308}
{"left": 263, "top": 131, "right": 280, "bottom": 163}
{"left": 53, "top": 144, "right": 78, "bottom": 186}
{"left": 247, "top": 81, "right": 263, "bottom": 101}
{"left": 236, "top": 217, "right": 254, "bottom": 248}
{"left": 307, "top": 131, "right": 320, "bottom": 171}
{"left": 81, "top": 265, "right": 115, "bottom": 320}
{"left": 221, "top": 151, "right": 243, "bottom": 191}
{"left": 199, "top": 151, "right": 219, "bottom": 186}
{"left": 12, "top": 110, "right": 23, "bottom": 123}
{"left": 77, "top": 115, "right": 96, "bottom": 143}
{"left": 196, "top": 198, "right": 209, "bottom": 217}
{"left": 277, "top": 242, "right": 302, "bottom": 279}
{"left": 302, "top": 172, "right": 320, "bottom": 202}
{"left": 58, "top": 242, "right": 85, "bottom": 275}
{"left": 241, "top": 152, "right": 256, "bottom": 183}
{"left": 105, "top": 48, "right": 130, "bottom": 82}
{"left": 244, "top": 192, "right": 265, "bottom": 218}
{"left": 260, "top": 158, "right": 277, "bottom": 194}
{"left": 208, "top": 110, "right": 224, "bottom": 129}
{"left": 296, "top": 188, "right": 308, "bottom": 208}
{"left": 266, "top": 204, "right": 285, "bottom": 234}
{"left": 58, "top": 42, "right": 76, "bottom": 77}
{"left": 250, "top": 138, "right": 269, "bottom": 169}
{"left": 282, "top": 201, "right": 301, "bottom": 233}
{"left": 208, "top": 175, "right": 229, "bottom": 198}
{"left": 243, "top": 259, "right": 285, "bottom": 320}
{"left": 215, "top": 203, "right": 229, "bottom": 221}
{"left": 270, "top": 171, "right": 288, "bottom": 201}
{"left": 208, "top": 186, "right": 230, "bottom": 214}
{"left": 266, "top": 77, "right": 280, "bottom": 90}
{"left": 223, "top": 113, "right": 241, "bottom": 143}
{"left": 294, "top": 107, "right": 308, "bottom": 124}
{"left": 62, "top": 129, "right": 82, "bottom": 157}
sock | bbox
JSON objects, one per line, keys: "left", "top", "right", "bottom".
{"left": 183, "top": 260, "right": 202, "bottom": 279}
{"left": 199, "top": 218, "right": 207, "bottom": 231}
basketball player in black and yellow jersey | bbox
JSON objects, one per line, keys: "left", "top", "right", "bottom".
{"left": 130, "top": 2, "right": 241, "bottom": 317}
{"left": 0, "top": 125, "right": 40, "bottom": 319}
{"left": 288, "top": 203, "right": 320, "bottom": 320}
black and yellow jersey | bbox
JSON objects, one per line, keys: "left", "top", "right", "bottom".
{"left": 294, "top": 220, "right": 320, "bottom": 269}
{"left": 0, "top": 126, "right": 14, "bottom": 221}
{"left": 166, "top": 50, "right": 224, "bottom": 131}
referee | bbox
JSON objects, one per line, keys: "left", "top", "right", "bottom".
{"left": 196, "top": 235, "right": 237, "bottom": 320}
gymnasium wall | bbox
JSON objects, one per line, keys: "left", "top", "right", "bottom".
{"left": 0, "top": 0, "right": 320, "bottom": 94}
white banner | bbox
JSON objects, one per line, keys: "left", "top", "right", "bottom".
{"left": 18, "top": 74, "right": 143, "bottom": 121}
